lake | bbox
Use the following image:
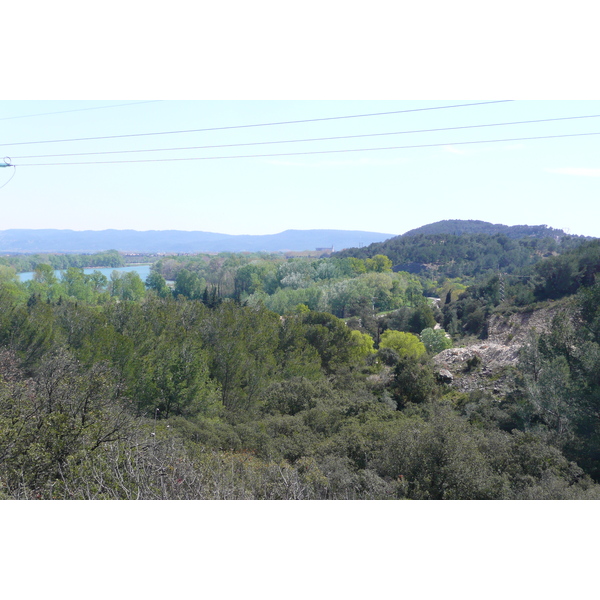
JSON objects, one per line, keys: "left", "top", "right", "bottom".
{"left": 18, "top": 264, "right": 152, "bottom": 282}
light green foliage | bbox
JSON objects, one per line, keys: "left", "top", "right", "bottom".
{"left": 277, "top": 260, "right": 314, "bottom": 289}
{"left": 109, "top": 271, "right": 145, "bottom": 301}
{"left": 439, "top": 279, "right": 468, "bottom": 304}
{"left": 33, "top": 263, "right": 59, "bottom": 286}
{"left": 349, "top": 330, "right": 376, "bottom": 361}
{"left": 420, "top": 327, "right": 452, "bottom": 354}
{"left": 87, "top": 270, "right": 109, "bottom": 293}
{"left": 61, "top": 267, "right": 94, "bottom": 303}
{"left": 347, "top": 257, "right": 367, "bottom": 275}
{"left": 0, "top": 265, "right": 18, "bottom": 284}
{"left": 257, "top": 286, "right": 323, "bottom": 314}
{"left": 365, "top": 254, "right": 393, "bottom": 273}
{"left": 379, "top": 330, "right": 426, "bottom": 359}
{"left": 234, "top": 262, "right": 278, "bottom": 296}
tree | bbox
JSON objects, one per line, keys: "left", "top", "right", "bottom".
{"left": 379, "top": 330, "right": 426, "bottom": 359}
{"left": 300, "top": 311, "right": 356, "bottom": 374}
{"left": 87, "top": 270, "right": 108, "bottom": 294}
{"left": 349, "top": 330, "right": 376, "bottom": 361}
{"left": 174, "top": 269, "right": 204, "bottom": 300}
{"left": 0, "top": 347, "right": 132, "bottom": 497}
{"left": 146, "top": 271, "right": 171, "bottom": 298}
{"left": 365, "top": 254, "right": 393, "bottom": 273}
{"left": 390, "top": 356, "right": 439, "bottom": 407}
{"left": 420, "top": 327, "right": 452, "bottom": 354}
{"left": 201, "top": 302, "right": 280, "bottom": 411}
{"left": 134, "top": 335, "right": 217, "bottom": 418}
{"left": 33, "top": 263, "right": 58, "bottom": 286}
{"left": 62, "top": 267, "right": 94, "bottom": 303}
{"left": 408, "top": 304, "right": 436, "bottom": 332}
{"left": 109, "top": 271, "right": 145, "bottom": 301}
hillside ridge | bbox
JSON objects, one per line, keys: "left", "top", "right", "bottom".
{"left": 401, "top": 220, "right": 575, "bottom": 239}
{"left": 0, "top": 228, "right": 396, "bottom": 254}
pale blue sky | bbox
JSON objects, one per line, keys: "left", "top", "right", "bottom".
{"left": 1, "top": 100, "right": 599, "bottom": 237}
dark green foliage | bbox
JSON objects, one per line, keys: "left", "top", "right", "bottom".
{"left": 378, "top": 303, "right": 436, "bottom": 335}
{"left": 533, "top": 240, "right": 600, "bottom": 300}
{"left": 299, "top": 311, "right": 355, "bottom": 374}
{"left": 376, "top": 347, "right": 400, "bottom": 367}
{"left": 259, "top": 377, "right": 334, "bottom": 416}
{"left": 390, "top": 356, "right": 440, "bottom": 408}
{"left": 200, "top": 302, "right": 281, "bottom": 411}
{"left": 465, "top": 355, "right": 482, "bottom": 372}
{"left": 146, "top": 271, "right": 171, "bottom": 298}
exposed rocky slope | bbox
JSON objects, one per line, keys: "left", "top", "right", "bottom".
{"left": 432, "top": 301, "right": 570, "bottom": 396}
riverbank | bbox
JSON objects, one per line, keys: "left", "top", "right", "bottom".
{"left": 18, "top": 264, "right": 152, "bottom": 282}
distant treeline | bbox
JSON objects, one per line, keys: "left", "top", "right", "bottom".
{"left": 150, "top": 252, "right": 428, "bottom": 321}
{"left": 0, "top": 250, "right": 124, "bottom": 273}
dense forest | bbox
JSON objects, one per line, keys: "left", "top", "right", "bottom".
{"left": 1, "top": 229, "right": 600, "bottom": 499}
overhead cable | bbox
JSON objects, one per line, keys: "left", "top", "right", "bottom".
{"left": 0, "top": 100, "right": 162, "bottom": 121}
{"left": 0, "top": 166, "right": 16, "bottom": 190}
{"left": 10, "top": 113, "right": 600, "bottom": 160}
{"left": 0, "top": 100, "right": 514, "bottom": 147}
{"left": 13, "top": 130, "right": 600, "bottom": 166}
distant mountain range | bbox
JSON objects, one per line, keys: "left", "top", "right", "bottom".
{"left": 0, "top": 229, "right": 396, "bottom": 254}
{"left": 1, "top": 221, "right": 590, "bottom": 254}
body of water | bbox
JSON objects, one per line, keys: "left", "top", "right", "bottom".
{"left": 18, "top": 264, "right": 152, "bottom": 282}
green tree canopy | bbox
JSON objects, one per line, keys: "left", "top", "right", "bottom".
{"left": 379, "top": 330, "right": 426, "bottom": 359}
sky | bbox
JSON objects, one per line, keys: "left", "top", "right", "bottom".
{"left": 1, "top": 99, "right": 599, "bottom": 238}
{"left": 3, "top": 2, "right": 599, "bottom": 240}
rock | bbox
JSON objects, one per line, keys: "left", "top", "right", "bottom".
{"left": 436, "top": 369, "right": 454, "bottom": 383}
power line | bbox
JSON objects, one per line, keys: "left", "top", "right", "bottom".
{"left": 0, "top": 100, "right": 514, "bottom": 147}
{"left": 0, "top": 100, "right": 162, "bottom": 121}
{"left": 13, "top": 130, "right": 600, "bottom": 167}
{"left": 0, "top": 166, "right": 16, "bottom": 190}
{"left": 10, "top": 113, "right": 600, "bottom": 160}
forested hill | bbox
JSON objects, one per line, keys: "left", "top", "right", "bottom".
{"left": 402, "top": 220, "right": 573, "bottom": 239}
{"left": 0, "top": 229, "right": 395, "bottom": 254}
{"left": 333, "top": 225, "right": 593, "bottom": 280}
